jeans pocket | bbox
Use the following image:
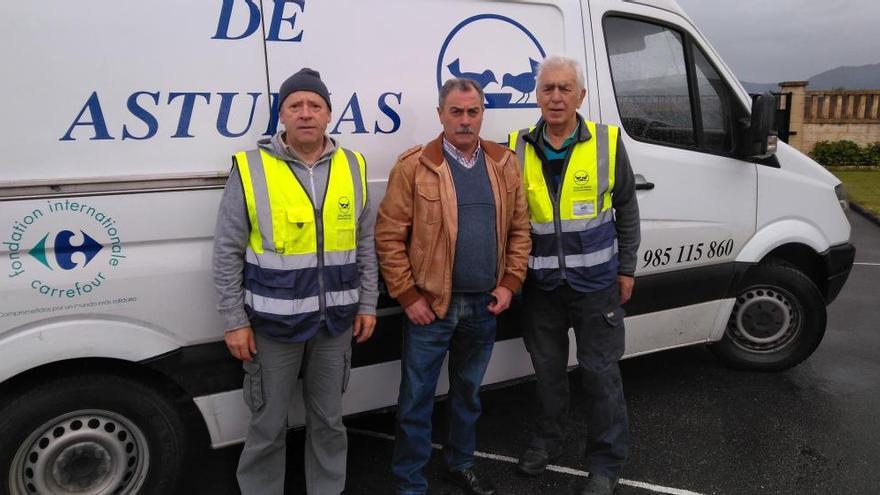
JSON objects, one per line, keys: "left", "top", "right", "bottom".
{"left": 242, "top": 358, "right": 265, "bottom": 412}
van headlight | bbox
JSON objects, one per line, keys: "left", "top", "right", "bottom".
{"left": 835, "top": 183, "right": 849, "bottom": 211}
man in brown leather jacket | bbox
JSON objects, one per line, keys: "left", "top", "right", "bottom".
{"left": 376, "top": 78, "right": 530, "bottom": 495}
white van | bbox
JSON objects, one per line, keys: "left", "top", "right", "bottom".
{"left": 0, "top": 0, "right": 854, "bottom": 493}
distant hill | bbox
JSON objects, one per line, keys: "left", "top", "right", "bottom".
{"left": 742, "top": 62, "right": 880, "bottom": 93}
{"left": 809, "top": 63, "right": 880, "bottom": 90}
{"left": 741, "top": 81, "right": 779, "bottom": 94}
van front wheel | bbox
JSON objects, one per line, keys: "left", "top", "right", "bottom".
{"left": 710, "top": 261, "right": 827, "bottom": 371}
{"left": 0, "top": 374, "right": 186, "bottom": 495}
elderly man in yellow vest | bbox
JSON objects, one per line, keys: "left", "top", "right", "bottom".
{"left": 508, "top": 55, "right": 641, "bottom": 495}
{"left": 212, "top": 68, "right": 378, "bottom": 495}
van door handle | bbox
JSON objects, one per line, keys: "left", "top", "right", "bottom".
{"left": 634, "top": 174, "right": 655, "bottom": 191}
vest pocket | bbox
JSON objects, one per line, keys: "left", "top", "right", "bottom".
{"left": 271, "top": 207, "right": 314, "bottom": 254}
{"left": 245, "top": 266, "right": 297, "bottom": 293}
{"left": 578, "top": 224, "right": 615, "bottom": 251}
{"left": 527, "top": 185, "right": 553, "bottom": 223}
{"left": 337, "top": 263, "right": 360, "bottom": 286}
{"left": 333, "top": 225, "right": 356, "bottom": 250}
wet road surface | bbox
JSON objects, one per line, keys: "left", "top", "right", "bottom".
{"left": 184, "top": 211, "right": 880, "bottom": 494}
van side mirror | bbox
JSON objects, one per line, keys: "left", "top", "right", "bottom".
{"left": 741, "top": 93, "right": 778, "bottom": 160}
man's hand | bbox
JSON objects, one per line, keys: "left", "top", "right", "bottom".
{"left": 487, "top": 286, "right": 514, "bottom": 315}
{"left": 353, "top": 314, "right": 377, "bottom": 343}
{"left": 618, "top": 275, "right": 634, "bottom": 305}
{"left": 404, "top": 297, "right": 436, "bottom": 326}
{"left": 225, "top": 326, "right": 256, "bottom": 361}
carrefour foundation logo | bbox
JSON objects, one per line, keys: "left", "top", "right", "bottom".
{"left": 437, "top": 14, "right": 547, "bottom": 109}
{"left": 5, "top": 199, "right": 125, "bottom": 299}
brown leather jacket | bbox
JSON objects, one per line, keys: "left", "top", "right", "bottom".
{"left": 376, "top": 134, "right": 531, "bottom": 319}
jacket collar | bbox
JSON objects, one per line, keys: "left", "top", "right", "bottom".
{"left": 421, "top": 133, "right": 510, "bottom": 170}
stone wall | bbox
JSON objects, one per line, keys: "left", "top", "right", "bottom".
{"left": 779, "top": 81, "right": 880, "bottom": 154}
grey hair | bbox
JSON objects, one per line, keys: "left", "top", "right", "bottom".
{"left": 536, "top": 55, "right": 586, "bottom": 90}
{"left": 438, "top": 78, "right": 485, "bottom": 109}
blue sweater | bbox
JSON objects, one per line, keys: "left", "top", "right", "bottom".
{"left": 445, "top": 150, "right": 497, "bottom": 293}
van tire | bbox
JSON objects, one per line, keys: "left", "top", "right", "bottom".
{"left": 710, "top": 260, "right": 826, "bottom": 371}
{"left": 0, "top": 374, "right": 186, "bottom": 495}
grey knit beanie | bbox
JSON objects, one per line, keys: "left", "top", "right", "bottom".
{"left": 278, "top": 68, "right": 332, "bottom": 111}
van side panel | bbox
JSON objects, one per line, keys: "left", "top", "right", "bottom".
{"left": 0, "top": 1, "right": 270, "bottom": 183}
{"left": 0, "top": 190, "right": 225, "bottom": 382}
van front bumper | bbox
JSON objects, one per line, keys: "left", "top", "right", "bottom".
{"left": 823, "top": 243, "right": 856, "bottom": 303}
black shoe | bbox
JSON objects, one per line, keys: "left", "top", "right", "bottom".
{"left": 573, "top": 473, "right": 619, "bottom": 495}
{"left": 517, "top": 447, "right": 562, "bottom": 476}
{"left": 443, "top": 467, "right": 497, "bottom": 495}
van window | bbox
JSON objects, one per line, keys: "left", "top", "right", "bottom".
{"left": 694, "top": 47, "right": 734, "bottom": 153}
{"left": 604, "top": 16, "right": 738, "bottom": 154}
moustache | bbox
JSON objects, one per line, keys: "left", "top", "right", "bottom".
{"left": 454, "top": 127, "right": 474, "bottom": 134}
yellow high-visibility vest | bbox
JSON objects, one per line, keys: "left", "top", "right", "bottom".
{"left": 509, "top": 119, "right": 621, "bottom": 290}
{"left": 234, "top": 146, "right": 366, "bottom": 341}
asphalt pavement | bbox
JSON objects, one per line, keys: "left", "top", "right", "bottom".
{"left": 184, "top": 210, "right": 880, "bottom": 495}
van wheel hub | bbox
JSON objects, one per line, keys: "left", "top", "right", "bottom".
{"left": 729, "top": 287, "right": 799, "bottom": 352}
{"left": 53, "top": 441, "right": 112, "bottom": 488}
{"left": 11, "top": 410, "right": 149, "bottom": 495}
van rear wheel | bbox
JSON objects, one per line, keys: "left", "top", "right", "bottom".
{"left": 710, "top": 260, "right": 826, "bottom": 371}
{"left": 0, "top": 374, "right": 186, "bottom": 495}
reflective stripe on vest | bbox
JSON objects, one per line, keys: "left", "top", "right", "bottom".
{"left": 509, "top": 120, "right": 620, "bottom": 290}
{"left": 235, "top": 147, "right": 366, "bottom": 340}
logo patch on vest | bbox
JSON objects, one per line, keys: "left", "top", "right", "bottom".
{"left": 337, "top": 196, "right": 353, "bottom": 220}
{"left": 572, "top": 169, "right": 593, "bottom": 194}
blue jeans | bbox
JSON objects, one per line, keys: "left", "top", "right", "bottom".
{"left": 392, "top": 293, "right": 497, "bottom": 495}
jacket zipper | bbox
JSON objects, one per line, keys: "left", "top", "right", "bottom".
{"left": 524, "top": 131, "right": 570, "bottom": 279}
{"left": 552, "top": 147, "right": 577, "bottom": 280}
{"left": 307, "top": 166, "right": 328, "bottom": 319}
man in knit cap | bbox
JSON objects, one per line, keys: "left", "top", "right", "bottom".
{"left": 213, "top": 67, "right": 378, "bottom": 494}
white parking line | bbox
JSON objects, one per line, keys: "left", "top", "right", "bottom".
{"left": 854, "top": 262, "right": 880, "bottom": 266}
{"left": 348, "top": 428, "right": 706, "bottom": 495}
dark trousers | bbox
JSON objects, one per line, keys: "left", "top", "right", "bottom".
{"left": 521, "top": 281, "right": 629, "bottom": 478}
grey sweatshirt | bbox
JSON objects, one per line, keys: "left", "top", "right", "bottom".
{"left": 212, "top": 132, "right": 379, "bottom": 333}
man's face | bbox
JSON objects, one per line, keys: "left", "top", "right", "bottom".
{"left": 437, "top": 88, "right": 484, "bottom": 152}
{"left": 536, "top": 65, "right": 586, "bottom": 127}
{"left": 279, "top": 91, "right": 331, "bottom": 149}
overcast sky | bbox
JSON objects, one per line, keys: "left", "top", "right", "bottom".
{"left": 676, "top": 0, "right": 880, "bottom": 83}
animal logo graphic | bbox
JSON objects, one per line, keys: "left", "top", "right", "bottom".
{"left": 573, "top": 170, "right": 590, "bottom": 184}
{"left": 447, "top": 59, "right": 497, "bottom": 90}
{"left": 437, "top": 14, "right": 546, "bottom": 109}
{"left": 502, "top": 58, "right": 541, "bottom": 104}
